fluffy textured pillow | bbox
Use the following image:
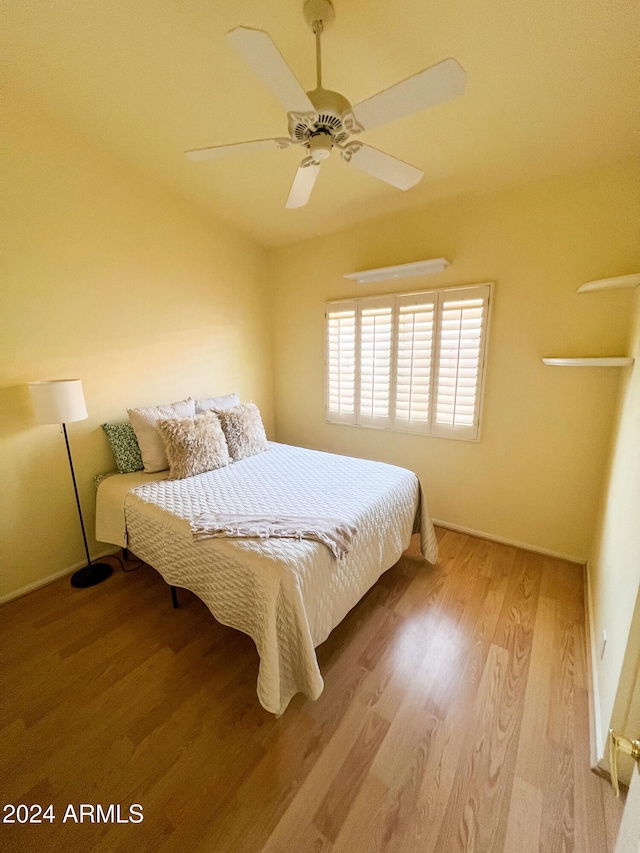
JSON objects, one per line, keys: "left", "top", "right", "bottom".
{"left": 102, "top": 422, "right": 144, "bottom": 473}
{"left": 195, "top": 392, "right": 240, "bottom": 414}
{"left": 157, "top": 411, "right": 230, "bottom": 480}
{"left": 218, "top": 403, "right": 268, "bottom": 462}
{"left": 127, "top": 398, "right": 195, "bottom": 473}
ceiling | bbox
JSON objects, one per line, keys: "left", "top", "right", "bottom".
{"left": 3, "top": 0, "right": 639, "bottom": 246}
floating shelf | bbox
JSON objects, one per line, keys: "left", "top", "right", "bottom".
{"left": 577, "top": 273, "right": 640, "bottom": 293}
{"left": 344, "top": 257, "right": 450, "bottom": 284}
{"left": 542, "top": 357, "right": 635, "bottom": 367}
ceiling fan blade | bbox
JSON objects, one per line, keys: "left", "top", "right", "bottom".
{"left": 343, "top": 143, "right": 423, "bottom": 190}
{"left": 286, "top": 160, "right": 321, "bottom": 208}
{"left": 353, "top": 58, "right": 466, "bottom": 131}
{"left": 185, "top": 138, "right": 291, "bottom": 161}
{"left": 227, "top": 27, "right": 315, "bottom": 114}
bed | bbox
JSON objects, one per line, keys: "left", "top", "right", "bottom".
{"left": 96, "top": 441, "right": 438, "bottom": 715}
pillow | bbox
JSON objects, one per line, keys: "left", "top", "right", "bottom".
{"left": 218, "top": 403, "right": 268, "bottom": 462}
{"left": 195, "top": 392, "right": 240, "bottom": 414}
{"left": 102, "top": 422, "right": 144, "bottom": 473}
{"left": 127, "top": 398, "right": 195, "bottom": 473}
{"left": 157, "top": 411, "right": 230, "bottom": 480}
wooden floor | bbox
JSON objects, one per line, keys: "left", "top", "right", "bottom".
{"left": 0, "top": 528, "right": 624, "bottom": 853}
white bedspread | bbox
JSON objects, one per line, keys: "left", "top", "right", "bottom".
{"left": 96, "top": 442, "right": 438, "bottom": 715}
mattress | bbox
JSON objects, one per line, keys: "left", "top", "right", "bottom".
{"left": 96, "top": 442, "right": 438, "bottom": 715}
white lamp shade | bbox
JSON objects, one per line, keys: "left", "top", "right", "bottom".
{"left": 28, "top": 379, "right": 88, "bottom": 424}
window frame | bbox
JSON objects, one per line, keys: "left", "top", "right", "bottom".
{"left": 325, "top": 282, "right": 493, "bottom": 442}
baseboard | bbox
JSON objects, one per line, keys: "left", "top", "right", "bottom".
{"left": 0, "top": 548, "right": 120, "bottom": 606}
{"left": 432, "top": 518, "right": 584, "bottom": 564}
{"left": 584, "top": 560, "right": 606, "bottom": 767}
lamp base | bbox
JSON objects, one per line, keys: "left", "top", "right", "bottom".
{"left": 70, "top": 563, "right": 113, "bottom": 589}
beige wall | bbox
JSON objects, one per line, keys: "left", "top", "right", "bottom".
{"left": 0, "top": 93, "right": 273, "bottom": 601}
{"left": 588, "top": 290, "right": 640, "bottom": 776}
{"left": 270, "top": 161, "right": 640, "bottom": 561}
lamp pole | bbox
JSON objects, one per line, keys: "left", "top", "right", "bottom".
{"left": 62, "top": 424, "right": 112, "bottom": 589}
{"left": 62, "top": 423, "right": 92, "bottom": 570}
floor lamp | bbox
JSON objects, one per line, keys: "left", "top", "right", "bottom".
{"left": 28, "top": 379, "right": 112, "bottom": 589}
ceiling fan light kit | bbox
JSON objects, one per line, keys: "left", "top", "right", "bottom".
{"left": 185, "top": 0, "right": 466, "bottom": 208}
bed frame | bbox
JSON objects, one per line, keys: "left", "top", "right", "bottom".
{"left": 123, "top": 546, "right": 179, "bottom": 608}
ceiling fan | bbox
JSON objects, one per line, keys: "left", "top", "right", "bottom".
{"left": 185, "top": 0, "right": 466, "bottom": 209}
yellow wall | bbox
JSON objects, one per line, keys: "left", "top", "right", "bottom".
{"left": 2, "top": 82, "right": 638, "bottom": 669}
{"left": 0, "top": 93, "right": 273, "bottom": 601}
{"left": 588, "top": 290, "right": 640, "bottom": 776}
{"left": 269, "top": 161, "right": 640, "bottom": 560}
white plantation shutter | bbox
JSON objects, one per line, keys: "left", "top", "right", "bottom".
{"left": 326, "top": 301, "right": 357, "bottom": 424}
{"left": 394, "top": 293, "right": 436, "bottom": 433}
{"left": 432, "top": 285, "right": 490, "bottom": 440}
{"left": 359, "top": 297, "right": 394, "bottom": 428}
{"left": 326, "top": 283, "right": 491, "bottom": 440}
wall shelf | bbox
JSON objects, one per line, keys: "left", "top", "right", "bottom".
{"left": 344, "top": 257, "right": 450, "bottom": 284}
{"left": 577, "top": 273, "right": 640, "bottom": 293}
{"left": 542, "top": 357, "right": 634, "bottom": 367}
{"left": 543, "top": 275, "right": 638, "bottom": 368}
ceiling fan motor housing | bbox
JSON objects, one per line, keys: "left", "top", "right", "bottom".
{"left": 289, "top": 87, "right": 358, "bottom": 154}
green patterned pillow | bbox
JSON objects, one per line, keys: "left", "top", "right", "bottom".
{"left": 102, "top": 422, "right": 144, "bottom": 473}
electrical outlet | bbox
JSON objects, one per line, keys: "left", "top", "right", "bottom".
{"left": 600, "top": 630, "right": 607, "bottom": 660}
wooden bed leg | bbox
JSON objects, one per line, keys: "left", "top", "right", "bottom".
{"left": 170, "top": 585, "right": 179, "bottom": 609}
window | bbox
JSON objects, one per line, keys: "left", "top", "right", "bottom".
{"left": 325, "top": 283, "right": 491, "bottom": 440}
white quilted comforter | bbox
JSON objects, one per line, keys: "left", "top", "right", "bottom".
{"left": 96, "top": 442, "right": 438, "bottom": 715}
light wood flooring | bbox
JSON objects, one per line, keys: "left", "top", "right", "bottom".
{"left": 0, "top": 528, "right": 624, "bottom": 852}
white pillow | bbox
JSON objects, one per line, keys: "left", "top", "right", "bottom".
{"left": 195, "top": 392, "right": 240, "bottom": 414}
{"left": 127, "top": 398, "right": 195, "bottom": 473}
